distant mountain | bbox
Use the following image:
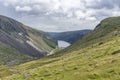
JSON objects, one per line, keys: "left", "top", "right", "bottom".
{"left": 47, "top": 30, "right": 92, "bottom": 44}
{"left": 0, "top": 15, "right": 57, "bottom": 65}
{"left": 60, "top": 16, "right": 120, "bottom": 53}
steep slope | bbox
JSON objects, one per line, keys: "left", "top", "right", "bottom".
{"left": 48, "top": 30, "right": 91, "bottom": 44}
{"left": 1, "top": 16, "right": 120, "bottom": 80}
{"left": 2, "top": 35, "right": 120, "bottom": 80}
{"left": 59, "top": 17, "right": 120, "bottom": 53}
{"left": 0, "top": 15, "right": 57, "bottom": 65}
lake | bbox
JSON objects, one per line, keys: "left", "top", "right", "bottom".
{"left": 58, "top": 40, "right": 71, "bottom": 48}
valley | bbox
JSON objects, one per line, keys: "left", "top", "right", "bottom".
{"left": 0, "top": 16, "right": 120, "bottom": 80}
{"left": 48, "top": 30, "right": 91, "bottom": 44}
{"left": 1, "top": 0, "right": 120, "bottom": 80}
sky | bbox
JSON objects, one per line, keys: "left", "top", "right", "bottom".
{"left": 0, "top": 0, "right": 120, "bottom": 32}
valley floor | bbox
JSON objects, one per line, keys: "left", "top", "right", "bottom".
{"left": 0, "top": 35, "right": 120, "bottom": 80}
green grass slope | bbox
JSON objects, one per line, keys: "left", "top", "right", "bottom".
{"left": 59, "top": 16, "right": 120, "bottom": 54}
{"left": 0, "top": 15, "right": 57, "bottom": 65}
{"left": 1, "top": 32, "right": 120, "bottom": 80}
{"left": 0, "top": 42, "right": 33, "bottom": 66}
{"left": 24, "top": 26, "right": 57, "bottom": 52}
{"left": 0, "top": 17, "right": 120, "bottom": 80}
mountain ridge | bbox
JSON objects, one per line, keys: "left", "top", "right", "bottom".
{"left": 47, "top": 29, "right": 91, "bottom": 44}
{"left": 0, "top": 15, "right": 57, "bottom": 65}
{"left": 57, "top": 16, "right": 120, "bottom": 54}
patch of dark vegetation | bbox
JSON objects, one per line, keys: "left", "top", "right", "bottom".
{"left": 43, "top": 73, "right": 51, "bottom": 77}
{"left": 87, "top": 73, "right": 100, "bottom": 79}
{"left": 111, "top": 50, "right": 120, "bottom": 55}
{"left": 111, "top": 59, "right": 117, "bottom": 63}
{"left": 98, "top": 42, "right": 104, "bottom": 45}
{"left": 107, "top": 69, "right": 115, "bottom": 74}
{"left": 73, "top": 67, "right": 78, "bottom": 70}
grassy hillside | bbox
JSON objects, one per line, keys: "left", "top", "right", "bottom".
{"left": 0, "top": 42, "right": 33, "bottom": 66}
{"left": 24, "top": 26, "right": 57, "bottom": 52}
{"left": 58, "top": 17, "right": 120, "bottom": 54}
{"left": 0, "top": 17, "right": 120, "bottom": 80}
{"left": 1, "top": 31, "right": 120, "bottom": 80}
{"left": 0, "top": 15, "right": 57, "bottom": 65}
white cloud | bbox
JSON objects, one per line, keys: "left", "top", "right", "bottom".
{"left": 112, "top": 6, "right": 120, "bottom": 16}
{"left": 15, "top": 6, "right": 32, "bottom": 12}
{"left": 112, "top": 11, "right": 120, "bottom": 16}
{"left": 2, "top": 0, "right": 84, "bottom": 17}
{"left": 84, "top": 0, "right": 101, "bottom": 7}
{"left": 75, "top": 10, "right": 86, "bottom": 19}
{"left": 74, "top": 9, "right": 96, "bottom": 20}
{"left": 86, "top": 17, "right": 97, "bottom": 21}
{"left": 3, "top": 0, "right": 20, "bottom": 6}
{"left": 1, "top": 0, "right": 120, "bottom": 31}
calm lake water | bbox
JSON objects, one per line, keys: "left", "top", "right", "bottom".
{"left": 58, "top": 40, "right": 71, "bottom": 48}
